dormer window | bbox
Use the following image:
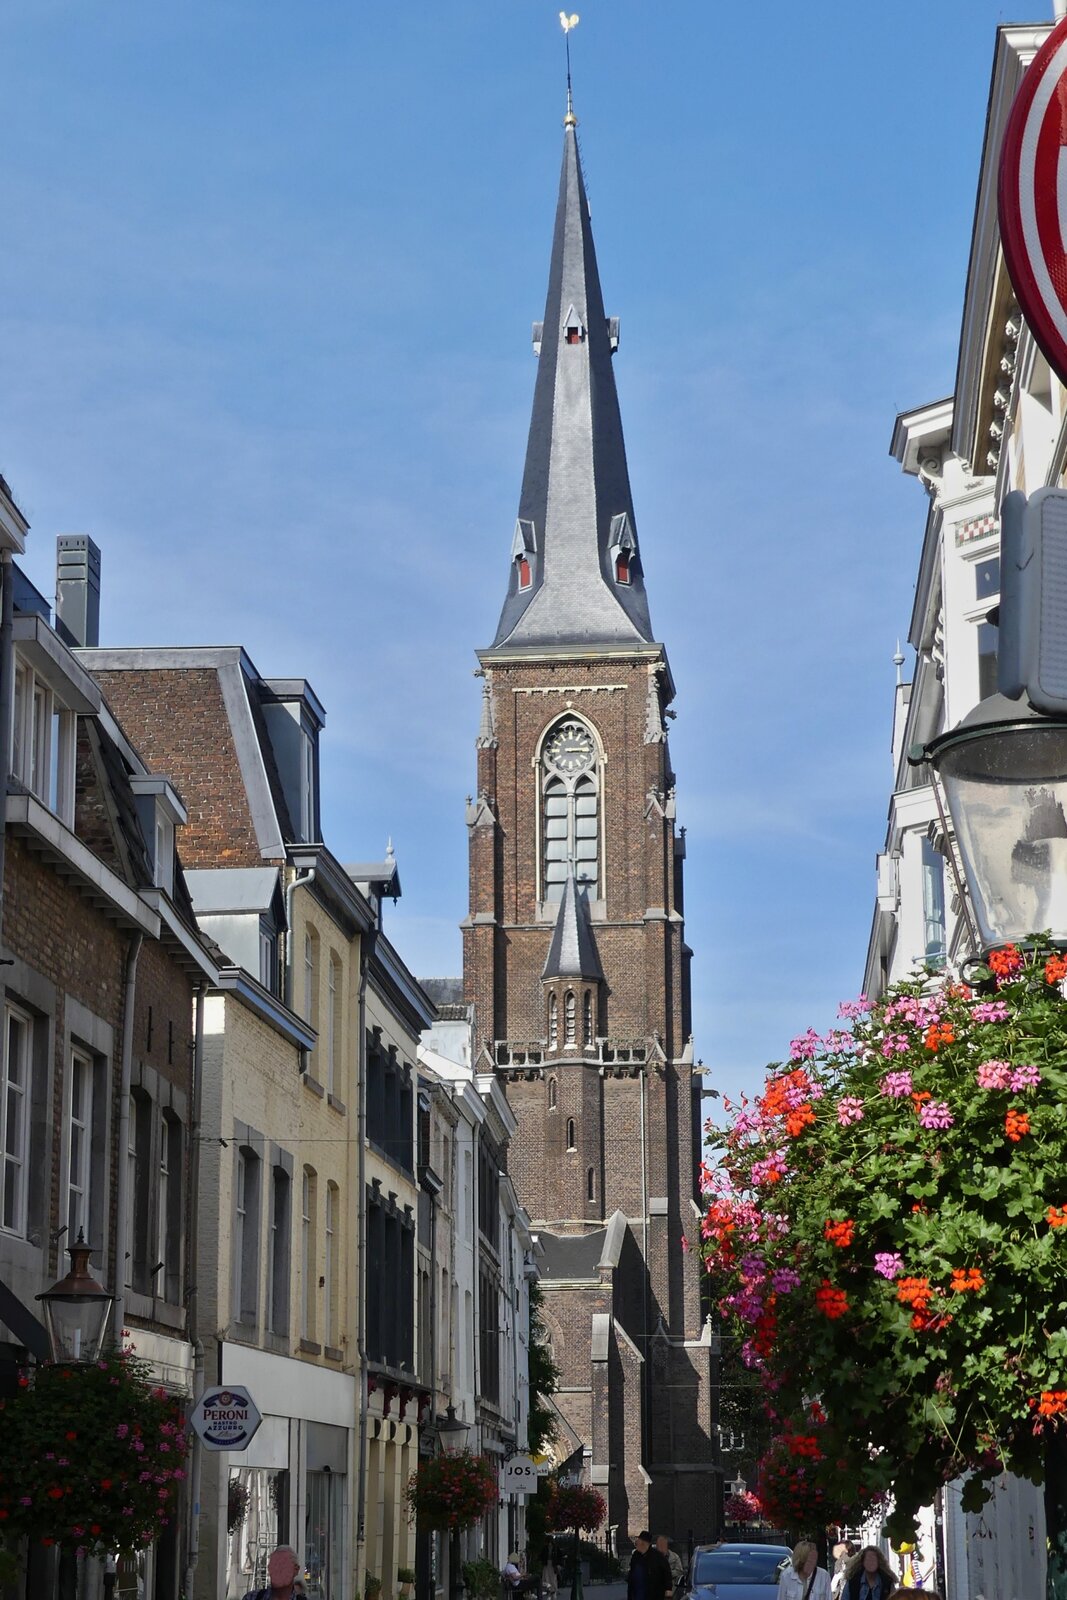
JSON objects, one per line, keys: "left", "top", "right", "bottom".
{"left": 130, "top": 776, "right": 187, "bottom": 898}
{"left": 563, "top": 304, "right": 585, "bottom": 345}
{"left": 609, "top": 512, "right": 637, "bottom": 589}
{"left": 511, "top": 519, "right": 537, "bottom": 593}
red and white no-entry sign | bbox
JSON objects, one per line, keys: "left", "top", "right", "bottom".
{"left": 1000, "top": 18, "right": 1067, "bottom": 384}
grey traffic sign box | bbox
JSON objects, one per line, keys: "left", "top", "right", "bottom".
{"left": 189, "top": 1385, "right": 263, "bottom": 1452}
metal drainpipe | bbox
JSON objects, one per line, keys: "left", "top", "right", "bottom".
{"left": 639, "top": 1068, "right": 650, "bottom": 1473}
{"left": 113, "top": 931, "right": 145, "bottom": 1335}
{"left": 0, "top": 549, "right": 14, "bottom": 943}
{"left": 185, "top": 983, "right": 207, "bottom": 1600}
{"left": 285, "top": 867, "right": 315, "bottom": 1073}
{"left": 356, "top": 923, "right": 378, "bottom": 1549}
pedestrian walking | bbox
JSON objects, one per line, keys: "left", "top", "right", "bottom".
{"left": 540, "top": 1545, "right": 558, "bottom": 1600}
{"left": 829, "top": 1544, "right": 850, "bottom": 1599}
{"left": 840, "top": 1548, "right": 897, "bottom": 1600}
{"left": 655, "top": 1535, "right": 684, "bottom": 1594}
{"left": 627, "top": 1531, "right": 674, "bottom": 1600}
{"left": 776, "top": 1541, "right": 830, "bottom": 1600}
{"left": 242, "top": 1546, "right": 306, "bottom": 1600}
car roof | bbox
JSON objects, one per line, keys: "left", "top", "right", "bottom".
{"left": 692, "top": 1545, "right": 791, "bottom": 1555}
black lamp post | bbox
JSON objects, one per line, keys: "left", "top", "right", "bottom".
{"left": 437, "top": 1406, "right": 470, "bottom": 1600}
{"left": 917, "top": 692, "right": 1067, "bottom": 952}
{"left": 37, "top": 1234, "right": 116, "bottom": 1600}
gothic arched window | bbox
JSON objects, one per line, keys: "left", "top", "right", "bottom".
{"left": 583, "top": 990, "right": 593, "bottom": 1048}
{"left": 547, "top": 1075, "right": 557, "bottom": 1110}
{"left": 566, "top": 1118, "right": 576, "bottom": 1150}
{"left": 541, "top": 717, "right": 600, "bottom": 902}
{"left": 548, "top": 995, "right": 558, "bottom": 1051}
{"left": 564, "top": 991, "right": 577, "bottom": 1048}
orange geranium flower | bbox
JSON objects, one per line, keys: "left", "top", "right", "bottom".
{"left": 1049, "top": 1207, "right": 1067, "bottom": 1229}
{"left": 924, "top": 1023, "right": 955, "bottom": 1051}
{"left": 814, "top": 1279, "right": 848, "bottom": 1319}
{"left": 896, "top": 1276, "right": 933, "bottom": 1312}
{"left": 1046, "top": 954, "right": 1067, "bottom": 985}
{"left": 989, "top": 945, "right": 1023, "bottom": 978}
{"left": 785, "top": 1103, "right": 816, "bottom": 1138}
{"left": 949, "top": 1268, "right": 985, "bottom": 1293}
{"left": 823, "top": 1219, "right": 854, "bottom": 1248}
{"left": 1006, "top": 1109, "right": 1031, "bottom": 1142}
{"left": 1040, "top": 1391, "right": 1067, "bottom": 1416}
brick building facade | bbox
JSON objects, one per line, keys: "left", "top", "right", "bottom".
{"left": 462, "top": 112, "right": 714, "bottom": 1541}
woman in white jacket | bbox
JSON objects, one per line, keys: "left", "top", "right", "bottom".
{"left": 776, "top": 1542, "right": 831, "bottom": 1600}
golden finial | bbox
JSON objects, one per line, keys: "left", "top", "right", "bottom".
{"left": 560, "top": 13, "right": 579, "bottom": 126}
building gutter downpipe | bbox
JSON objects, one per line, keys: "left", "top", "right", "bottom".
{"left": 113, "top": 932, "right": 144, "bottom": 1336}
{"left": 356, "top": 924, "right": 378, "bottom": 1551}
{"left": 185, "top": 983, "right": 207, "bottom": 1600}
{"left": 0, "top": 549, "right": 14, "bottom": 945}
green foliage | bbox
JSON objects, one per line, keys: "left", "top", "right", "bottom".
{"left": 0, "top": 1352, "right": 188, "bottom": 1555}
{"left": 365, "top": 1574, "right": 382, "bottom": 1600}
{"left": 700, "top": 942, "right": 1067, "bottom": 1542}
{"left": 461, "top": 1558, "right": 500, "bottom": 1600}
{"left": 527, "top": 1282, "right": 561, "bottom": 1457}
{"left": 397, "top": 1568, "right": 416, "bottom": 1585}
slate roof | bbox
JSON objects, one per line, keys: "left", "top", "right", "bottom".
{"left": 491, "top": 121, "right": 654, "bottom": 650}
{"left": 420, "top": 976, "right": 465, "bottom": 1006}
{"left": 542, "top": 873, "right": 603, "bottom": 982}
{"left": 538, "top": 1228, "right": 607, "bottom": 1282}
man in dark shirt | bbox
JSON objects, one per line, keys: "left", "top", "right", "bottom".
{"left": 628, "top": 1532, "right": 674, "bottom": 1600}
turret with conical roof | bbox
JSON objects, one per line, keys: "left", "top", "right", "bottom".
{"left": 490, "top": 112, "right": 654, "bottom": 650}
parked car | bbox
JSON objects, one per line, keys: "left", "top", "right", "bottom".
{"left": 685, "top": 1544, "right": 792, "bottom": 1598}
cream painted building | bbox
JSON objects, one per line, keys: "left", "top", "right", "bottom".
{"left": 863, "top": 17, "right": 1063, "bottom": 1596}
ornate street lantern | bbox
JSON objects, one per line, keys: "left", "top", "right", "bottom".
{"left": 37, "top": 1233, "right": 115, "bottom": 1363}
{"left": 918, "top": 693, "right": 1067, "bottom": 953}
{"left": 436, "top": 1404, "right": 470, "bottom": 1456}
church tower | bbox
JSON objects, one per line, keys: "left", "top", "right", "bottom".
{"left": 462, "top": 101, "right": 714, "bottom": 1539}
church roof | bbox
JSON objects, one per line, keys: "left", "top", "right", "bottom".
{"left": 541, "top": 872, "right": 603, "bottom": 982}
{"left": 538, "top": 1229, "right": 606, "bottom": 1282}
{"left": 490, "top": 118, "right": 654, "bottom": 650}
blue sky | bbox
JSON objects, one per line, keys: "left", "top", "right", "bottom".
{"left": 0, "top": 1, "right": 1029, "bottom": 1103}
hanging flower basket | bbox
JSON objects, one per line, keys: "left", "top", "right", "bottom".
{"left": 227, "top": 1475, "right": 250, "bottom": 1535}
{"left": 724, "top": 1490, "right": 761, "bottom": 1525}
{"left": 545, "top": 1483, "right": 606, "bottom": 1532}
{"left": 0, "top": 1352, "right": 189, "bottom": 1556}
{"left": 404, "top": 1449, "right": 498, "bottom": 1530}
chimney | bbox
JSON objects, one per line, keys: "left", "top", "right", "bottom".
{"left": 55, "top": 535, "right": 101, "bottom": 648}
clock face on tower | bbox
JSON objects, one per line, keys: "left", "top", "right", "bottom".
{"left": 545, "top": 720, "right": 595, "bottom": 774}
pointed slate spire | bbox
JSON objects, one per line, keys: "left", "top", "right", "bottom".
{"left": 542, "top": 871, "right": 604, "bottom": 982}
{"left": 492, "top": 116, "right": 654, "bottom": 649}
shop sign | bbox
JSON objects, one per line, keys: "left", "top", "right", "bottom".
{"left": 500, "top": 1454, "right": 538, "bottom": 1495}
{"left": 189, "top": 1385, "right": 263, "bottom": 1452}
{"left": 1000, "top": 17, "right": 1067, "bottom": 383}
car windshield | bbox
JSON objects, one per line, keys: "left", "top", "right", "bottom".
{"left": 692, "top": 1550, "right": 789, "bottom": 1586}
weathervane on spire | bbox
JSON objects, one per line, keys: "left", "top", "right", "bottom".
{"left": 560, "top": 12, "right": 579, "bottom": 126}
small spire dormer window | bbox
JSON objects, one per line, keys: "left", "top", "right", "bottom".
{"left": 511, "top": 518, "right": 537, "bottom": 592}
{"left": 563, "top": 304, "right": 585, "bottom": 346}
{"left": 609, "top": 512, "right": 637, "bottom": 588}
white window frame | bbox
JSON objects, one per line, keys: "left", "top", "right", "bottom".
{"left": 304, "top": 931, "right": 316, "bottom": 1027}
{"left": 10, "top": 658, "right": 77, "bottom": 824}
{"left": 1, "top": 1004, "right": 32, "bottom": 1237}
{"left": 324, "top": 1181, "right": 337, "bottom": 1348}
{"left": 234, "top": 1149, "right": 247, "bottom": 1318}
{"left": 66, "top": 1046, "right": 94, "bottom": 1244}
{"left": 301, "top": 1167, "right": 314, "bottom": 1342}
{"left": 327, "top": 956, "right": 339, "bottom": 1096}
